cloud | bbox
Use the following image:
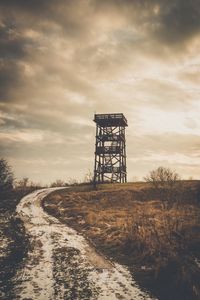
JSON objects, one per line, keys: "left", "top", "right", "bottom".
{"left": 93, "top": 0, "right": 200, "bottom": 44}
{"left": 155, "top": 0, "right": 200, "bottom": 44}
{"left": 0, "top": 129, "right": 44, "bottom": 143}
{"left": 0, "top": 17, "right": 39, "bottom": 101}
{"left": 0, "top": 0, "right": 200, "bottom": 182}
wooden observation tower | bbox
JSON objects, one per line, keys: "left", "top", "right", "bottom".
{"left": 93, "top": 113, "right": 128, "bottom": 184}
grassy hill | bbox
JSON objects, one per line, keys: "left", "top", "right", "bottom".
{"left": 43, "top": 181, "right": 200, "bottom": 300}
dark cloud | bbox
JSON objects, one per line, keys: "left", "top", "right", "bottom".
{"left": 0, "top": 0, "right": 92, "bottom": 38}
{"left": 0, "top": 18, "right": 37, "bottom": 101}
{"left": 0, "top": 21, "right": 27, "bottom": 59}
{"left": 1, "top": 0, "right": 200, "bottom": 45}
{"left": 157, "top": 0, "right": 200, "bottom": 43}
{"left": 93, "top": 0, "right": 200, "bottom": 45}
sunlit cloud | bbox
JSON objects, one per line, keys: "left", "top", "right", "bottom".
{"left": 135, "top": 106, "right": 200, "bottom": 135}
{"left": 1, "top": 0, "right": 200, "bottom": 182}
{"left": 0, "top": 130, "right": 44, "bottom": 143}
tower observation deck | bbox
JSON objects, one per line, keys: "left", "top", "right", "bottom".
{"left": 93, "top": 113, "right": 128, "bottom": 184}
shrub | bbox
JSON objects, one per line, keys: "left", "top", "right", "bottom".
{"left": 144, "top": 166, "right": 180, "bottom": 189}
{"left": 50, "top": 179, "right": 69, "bottom": 187}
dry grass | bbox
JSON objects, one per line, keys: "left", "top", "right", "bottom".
{"left": 43, "top": 182, "right": 200, "bottom": 300}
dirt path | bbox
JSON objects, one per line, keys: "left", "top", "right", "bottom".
{"left": 14, "top": 188, "right": 156, "bottom": 300}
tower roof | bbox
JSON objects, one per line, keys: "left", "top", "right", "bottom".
{"left": 94, "top": 113, "right": 128, "bottom": 127}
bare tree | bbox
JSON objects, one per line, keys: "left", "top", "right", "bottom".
{"left": 0, "top": 158, "right": 14, "bottom": 194}
{"left": 16, "top": 177, "right": 29, "bottom": 189}
{"left": 144, "top": 166, "right": 180, "bottom": 189}
{"left": 50, "top": 179, "right": 67, "bottom": 187}
{"left": 0, "top": 158, "right": 15, "bottom": 210}
{"left": 67, "top": 177, "right": 79, "bottom": 186}
{"left": 84, "top": 169, "right": 93, "bottom": 184}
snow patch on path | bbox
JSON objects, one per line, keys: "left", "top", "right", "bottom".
{"left": 15, "top": 188, "right": 157, "bottom": 300}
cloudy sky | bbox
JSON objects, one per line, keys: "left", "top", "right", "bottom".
{"left": 1, "top": 0, "right": 200, "bottom": 184}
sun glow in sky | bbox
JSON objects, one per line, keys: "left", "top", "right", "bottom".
{"left": 1, "top": 0, "right": 200, "bottom": 183}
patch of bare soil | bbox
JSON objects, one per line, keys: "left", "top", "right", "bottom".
{"left": 0, "top": 212, "right": 29, "bottom": 300}
{"left": 52, "top": 246, "right": 100, "bottom": 299}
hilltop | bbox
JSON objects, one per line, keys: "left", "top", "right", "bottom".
{"left": 43, "top": 181, "right": 200, "bottom": 300}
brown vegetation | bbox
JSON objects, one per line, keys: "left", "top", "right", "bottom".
{"left": 43, "top": 182, "right": 200, "bottom": 300}
{"left": 144, "top": 166, "right": 181, "bottom": 189}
